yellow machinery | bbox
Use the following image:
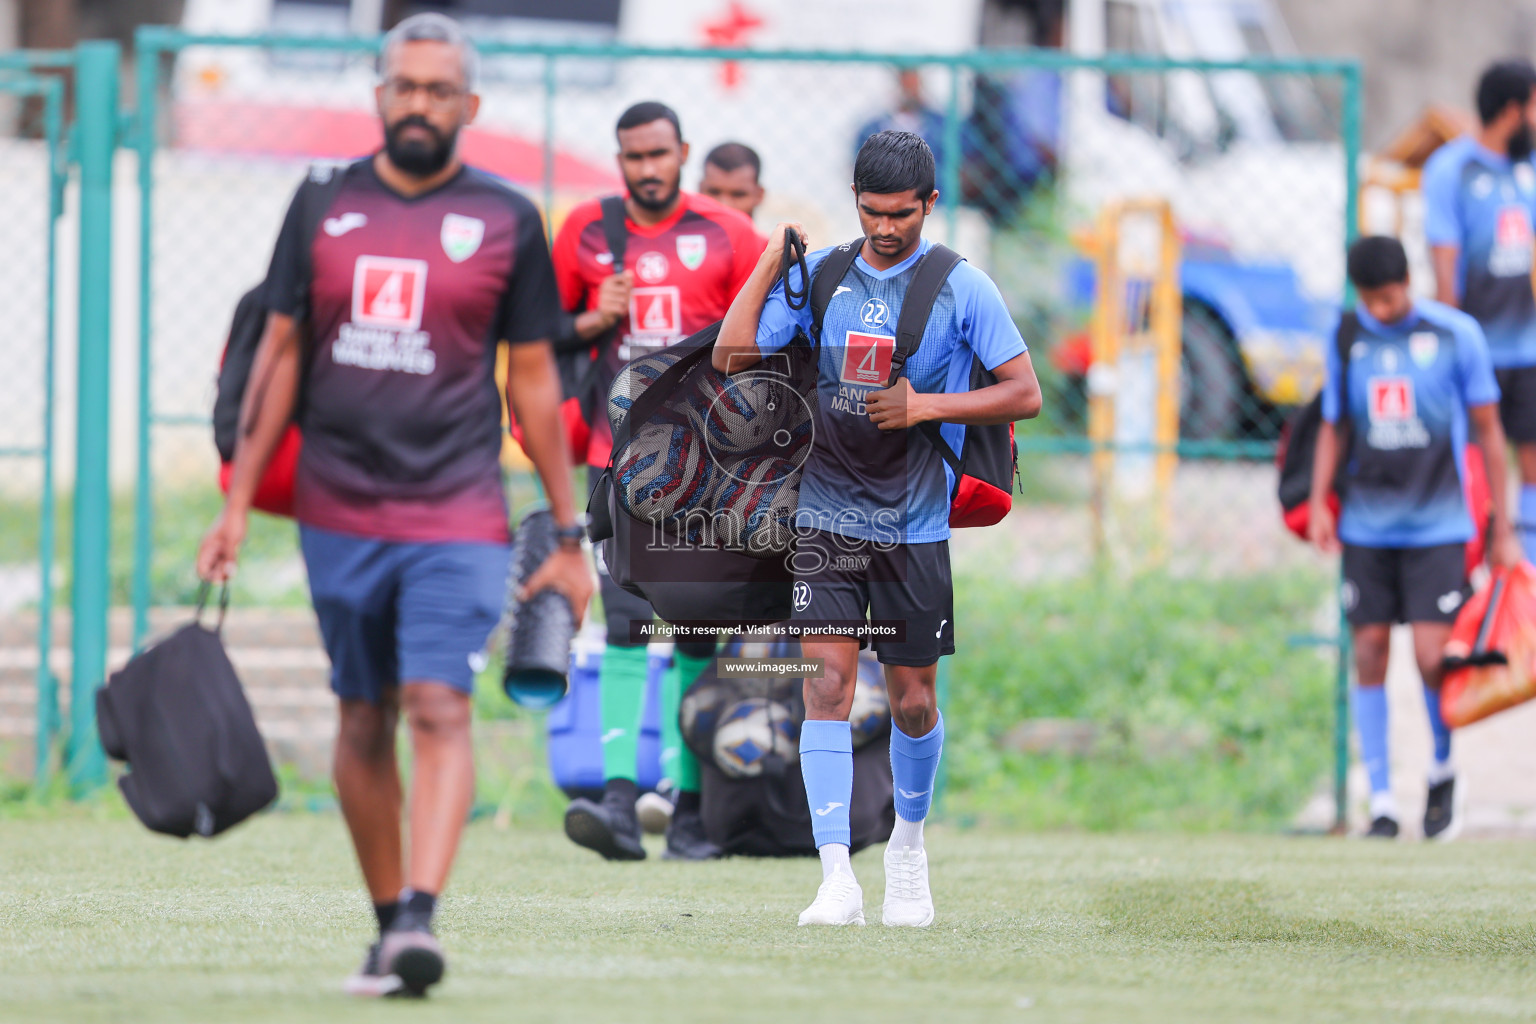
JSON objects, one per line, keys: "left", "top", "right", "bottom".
{"left": 1087, "top": 198, "right": 1182, "bottom": 564}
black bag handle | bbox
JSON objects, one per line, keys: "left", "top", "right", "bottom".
{"left": 783, "top": 228, "right": 810, "bottom": 311}
{"left": 194, "top": 580, "right": 231, "bottom": 634}
{"left": 599, "top": 195, "right": 629, "bottom": 268}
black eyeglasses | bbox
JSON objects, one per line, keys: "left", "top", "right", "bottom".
{"left": 381, "top": 78, "right": 467, "bottom": 107}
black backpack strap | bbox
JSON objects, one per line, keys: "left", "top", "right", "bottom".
{"left": 1335, "top": 311, "right": 1359, "bottom": 425}
{"left": 293, "top": 162, "right": 351, "bottom": 316}
{"left": 889, "top": 243, "right": 963, "bottom": 387}
{"left": 599, "top": 195, "right": 629, "bottom": 269}
{"left": 808, "top": 238, "right": 863, "bottom": 341}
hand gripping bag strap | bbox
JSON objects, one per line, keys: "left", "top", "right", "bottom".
{"left": 885, "top": 244, "right": 967, "bottom": 472}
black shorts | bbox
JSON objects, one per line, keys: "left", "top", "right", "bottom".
{"left": 1341, "top": 542, "right": 1469, "bottom": 626}
{"left": 1495, "top": 366, "right": 1536, "bottom": 443}
{"left": 789, "top": 530, "right": 954, "bottom": 667}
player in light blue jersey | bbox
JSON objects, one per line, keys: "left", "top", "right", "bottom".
{"left": 1310, "top": 236, "right": 1520, "bottom": 841}
{"left": 1423, "top": 60, "right": 1536, "bottom": 560}
{"left": 714, "top": 131, "right": 1041, "bottom": 926}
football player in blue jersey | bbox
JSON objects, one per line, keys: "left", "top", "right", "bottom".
{"left": 1309, "top": 236, "right": 1521, "bottom": 841}
{"left": 1423, "top": 60, "right": 1536, "bottom": 561}
{"left": 713, "top": 131, "right": 1041, "bottom": 926}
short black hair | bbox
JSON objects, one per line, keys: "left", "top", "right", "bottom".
{"left": 616, "top": 101, "right": 682, "bottom": 143}
{"left": 1477, "top": 60, "right": 1536, "bottom": 125}
{"left": 1347, "top": 235, "right": 1409, "bottom": 290}
{"left": 704, "top": 142, "right": 761, "bottom": 180}
{"left": 853, "top": 130, "right": 936, "bottom": 199}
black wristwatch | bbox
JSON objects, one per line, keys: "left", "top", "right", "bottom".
{"left": 554, "top": 519, "right": 587, "bottom": 549}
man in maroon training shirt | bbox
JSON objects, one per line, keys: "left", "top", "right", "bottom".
{"left": 197, "top": 13, "right": 592, "bottom": 998}
{"left": 550, "top": 101, "right": 763, "bottom": 864}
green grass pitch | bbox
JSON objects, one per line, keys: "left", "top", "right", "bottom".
{"left": 4, "top": 816, "right": 1536, "bottom": 1022}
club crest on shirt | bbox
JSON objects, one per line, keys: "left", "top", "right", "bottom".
{"left": 676, "top": 234, "right": 706, "bottom": 271}
{"left": 636, "top": 251, "right": 670, "bottom": 283}
{"left": 440, "top": 214, "right": 484, "bottom": 263}
{"left": 1409, "top": 331, "right": 1439, "bottom": 367}
{"left": 1519, "top": 163, "right": 1536, "bottom": 194}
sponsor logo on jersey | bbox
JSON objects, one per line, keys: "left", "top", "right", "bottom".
{"left": 1366, "top": 376, "right": 1429, "bottom": 450}
{"left": 676, "top": 234, "right": 706, "bottom": 271}
{"left": 440, "top": 213, "right": 484, "bottom": 263}
{"left": 1369, "top": 377, "right": 1414, "bottom": 421}
{"left": 323, "top": 212, "right": 367, "bottom": 237}
{"left": 840, "top": 331, "right": 894, "bottom": 386}
{"left": 628, "top": 286, "right": 681, "bottom": 339}
{"left": 636, "top": 251, "right": 670, "bottom": 284}
{"left": 352, "top": 256, "right": 427, "bottom": 329}
{"left": 1409, "top": 331, "right": 1439, "bottom": 368}
{"left": 860, "top": 297, "right": 891, "bottom": 330}
{"left": 339, "top": 256, "right": 435, "bottom": 374}
{"left": 1490, "top": 205, "right": 1535, "bottom": 277}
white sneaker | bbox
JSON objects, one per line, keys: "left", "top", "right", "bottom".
{"left": 797, "top": 868, "right": 866, "bottom": 926}
{"left": 881, "top": 844, "right": 934, "bottom": 927}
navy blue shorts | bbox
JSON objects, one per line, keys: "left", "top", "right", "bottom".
{"left": 299, "top": 524, "right": 510, "bottom": 702}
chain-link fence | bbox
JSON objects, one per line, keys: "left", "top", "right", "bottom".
{"left": 100, "top": 33, "right": 1361, "bottom": 823}
{"left": 0, "top": 67, "right": 66, "bottom": 786}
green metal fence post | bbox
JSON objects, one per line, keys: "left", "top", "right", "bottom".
{"left": 131, "top": 34, "right": 160, "bottom": 651}
{"left": 34, "top": 76, "right": 64, "bottom": 786}
{"left": 68, "top": 40, "right": 121, "bottom": 796}
{"left": 942, "top": 61, "right": 961, "bottom": 246}
{"left": 1333, "top": 60, "right": 1364, "bottom": 833}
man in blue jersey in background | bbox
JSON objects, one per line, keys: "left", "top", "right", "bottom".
{"left": 1423, "top": 60, "right": 1536, "bottom": 560}
{"left": 714, "top": 131, "right": 1041, "bottom": 926}
{"left": 1309, "top": 236, "right": 1520, "bottom": 841}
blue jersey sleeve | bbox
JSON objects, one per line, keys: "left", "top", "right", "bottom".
{"left": 754, "top": 252, "right": 818, "bottom": 355}
{"left": 952, "top": 262, "right": 1027, "bottom": 369}
{"left": 1454, "top": 312, "right": 1501, "bottom": 407}
{"left": 1320, "top": 314, "right": 1344, "bottom": 423}
{"left": 1421, "top": 147, "right": 1463, "bottom": 248}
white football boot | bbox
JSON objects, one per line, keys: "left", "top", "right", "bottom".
{"left": 797, "top": 868, "right": 866, "bottom": 926}
{"left": 881, "top": 844, "right": 935, "bottom": 927}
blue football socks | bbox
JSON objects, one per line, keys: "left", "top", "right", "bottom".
{"left": 800, "top": 719, "right": 853, "bottom": 850}
{"left": 890, "top": 712, "right": 944, "bottom": 824}
{"left": 1352, "top": 684, "right": 1391, "bottom": 799}
{"left": 1423, "top": 684, "right": 1452, "bottom": 765}
{"left": 1519, "top": 485, "right": 1536, "bottom": 563}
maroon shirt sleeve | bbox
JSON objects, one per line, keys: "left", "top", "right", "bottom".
{"left": 496, "top": 197, "right": 562, "bottom": 345}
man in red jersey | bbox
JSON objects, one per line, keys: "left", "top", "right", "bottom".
{"left": 196, "top": 13, "right": 592, "bottom": 999}
{"left": 551, "top": 100, "right": 764, "bottom": 863}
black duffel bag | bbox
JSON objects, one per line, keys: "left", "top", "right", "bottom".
{"left": 96, "top": 584, "right": 278, "bottom": 838}
{"left": 680, "top": 637, "right": 894, "bottom": 856}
